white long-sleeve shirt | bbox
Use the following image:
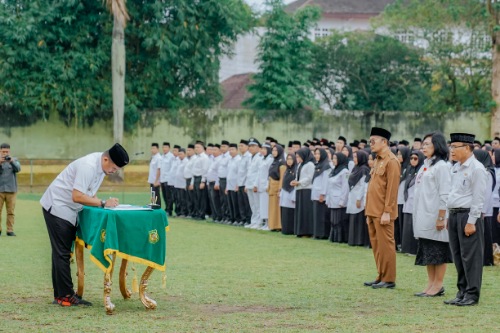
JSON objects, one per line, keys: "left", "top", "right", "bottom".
{"left": 256, "top": 155, "right": 273, "bottom": 192}
{"left": 227, "top": 155, "right": 241, "bottom": 191}
{"left": 160, "top": 151, "right": 174, "bottom": 183}
{"left": 311, "top": 169, "right": 330, "bottom": 201}
{"left": 447, "top": 155, "right": 488, "bottom": 225}
{"left": 413, "top": 159, "right": 450, "bottom": 241}
{"left": 174, "top": 158, "right": 187, "bottom": 189}
{"left": 184, "top": 155, "right": 196, "bottom": 179}
{"left": 238, "top": 151, "right": 252, "bottom": 187}
{"left": 207, "top": 154, "right": 221, "bottom": 184}
{"left": 148, "top": 153, "right": 162, "bottom": 184}
{"left": 295, "top": 162, "right": 314, "bottom": 190}
{"left": 492, "top": 167, "right": 500, "bottom": 208}
{"left": 346, "top": 176, "right": 367, "bottom": 214}
{"left": 326, "top": 168, "right": 350, "bottom": 208}
{"left": 191, "top": 152, "right": 211, "bottom": 184}
{"left": 218, "top": 151, "right": 230, "bottom": 179}
{"left": 245, "top": 153, "right": 263, "bottom": 189}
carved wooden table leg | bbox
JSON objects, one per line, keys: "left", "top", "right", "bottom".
{"left": 103, "top": 254, "right": 116, "bottom": 315}
{"left": 75, "top": 241, "right": 85, "bottom": 297}
{"left": 119, "top": 259, "right": 131, "bottom": 299}
{"left": 139, "top": 266, "right": 157, "bottom": 310}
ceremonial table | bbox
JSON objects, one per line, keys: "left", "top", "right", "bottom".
{"left": 75, "top": 206, "right": 168, "bottom": 314}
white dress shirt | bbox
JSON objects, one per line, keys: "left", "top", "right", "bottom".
{"left": 311, "top": 169, "right": 330, "bottom": 201}
{"left": 238, "top": 151, "right": 252, "bottom": 187}
{"left": 148, "top": 153, "right": 161, "bottom": 184}
{"left": 184, "top": 155, "right": 196, "bottom": 179}
{"left": 218, "top": 151, "right": 230, "bottom": 179}
{"left": 207, "top": 154, "right": 222, "bottom": 184}
{"left": 227, "top": 155, "right": 241, "bottom": 191}
{"left": 257, "top": 155, "right": 273, "bottom": 192}
{"left": 40, "top": 153, "right": 105, "bottom": 226}
{"left": 160, "top": 151, "right": 174, "bottom": 183}
{"left": 191, "top": 152, "right": 210, "bottom": 184}
{"left": 175, "top": 158, "right": 187, "bottom": 189}
{"left": 245, "top": 153, "right": 263, "bottom": 189}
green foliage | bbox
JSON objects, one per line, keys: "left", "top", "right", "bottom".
{"left": 0, "top": 0, "right": 254, "bottom": 130}
{"left": 244, "top": 0, "right": 320, "bottom": 120}
{"left": 375, "top": 0, "right": 492, "bottom": 113}
{"left": 311, "top": 31, "right": 431, "bottom": 112}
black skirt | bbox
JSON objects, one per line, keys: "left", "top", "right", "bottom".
{"left": 401, "top": 213, "right": 418, "bottom": 255}
{"left": 415, "top": 238, "right": 453, "bottom": 266}
{"left": 281, "top": 207, "right": 295, "bottom": 235}
{"left": 348, "top": 211, "right": 365, "bottom": 246}
{"left": 294, "top": 189, "right": 313, "bottom": 236}
{"left": 484, "top": 216, "right": 494, "bottom": 266}
{"left": 313, "top": 200, "right": 329, "bottom": 239}
{"left": 329, "top": 207, "right": 348, "bottom": 243}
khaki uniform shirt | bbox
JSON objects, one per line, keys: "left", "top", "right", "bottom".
{"left": 365, "top": 148, "right": 401, "bottom": 220}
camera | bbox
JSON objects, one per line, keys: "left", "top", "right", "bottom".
{"left": 4, "top": 155, "right": 11, "bottom": 161}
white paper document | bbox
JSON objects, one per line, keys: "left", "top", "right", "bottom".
{"left": 105, "top": 204, "right": 152, "bottom": 211}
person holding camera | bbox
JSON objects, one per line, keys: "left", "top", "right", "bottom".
{"left": 0, "top": 143, "right": 21, "bottom": 236}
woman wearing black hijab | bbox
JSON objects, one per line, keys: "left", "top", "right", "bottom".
{"left": 492, "top": 149, "right": 500, "bottom": 245}
{"left": 268, "top": 145, "right": 286, "bottom": 231}
{"left": 311, "top": 148, "right": 332, "bottom": 239}
{"left": 473, "top": 150, "right": 496, "bottom": 266}
{"left": 290, "top": 148, "right": 316, "bottom": 237}
{"left": 401, "top": 150, "right": 425, "bottom": 255}
{"left": 396, "top": 146, "right": 411, "bottom": 251}
{"left": 327, "top": 152, "right": 350, "bottom": 243}
{"left": 280, "top": 153, "right": 297, "bottom": 235}
{"left": 347, "top": 150, "right": 371, "bottom": 246}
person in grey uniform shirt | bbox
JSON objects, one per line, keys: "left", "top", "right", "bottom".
{"left": 444, "top": 133, "right": 488, "bottom": 307}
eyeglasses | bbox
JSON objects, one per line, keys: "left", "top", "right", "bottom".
{"left": 410, "top": 157, "right": 419, "bottom": 161}
{"left": 369, "top": 139, "right": 381, "bottom": 145}
{"left": 449, "top": 145, "right": 467, "bottom": 150}
{"left": 422, "top": 142, "right": 432, "bottom": 147}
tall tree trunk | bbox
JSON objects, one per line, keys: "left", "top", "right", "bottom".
{"left": 111, "top": 16, "right": 126, "bottom": 182}
{"left": 112, "top": 16, "right": 125, "bottom": 145}
{"left": 492, "top": 34, "right": 500, "bottom": 138}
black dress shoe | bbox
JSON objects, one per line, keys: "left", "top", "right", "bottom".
{"left": 372, "top": 281, "right": 396, "bottom": 289}
{"left": 444, "top": 297, "right": 463, "bottom": 305}
{"left": 414, "top": 292, "right": 427, "bottom": 297}
{"left": 456, "top": 298, "right": 478, "bottom": 306}
{"left": 6, "top": 232, "right": 16, "bottom": 236}
{"left": 424, "top": 287, "right": 445, "bottom": 297}
{"left": 363, "top": 280, "right": 380, "bottom": 287}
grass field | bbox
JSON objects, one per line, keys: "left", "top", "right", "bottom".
{"left": 1, "top": 192, "right": 499, "bottom": 332}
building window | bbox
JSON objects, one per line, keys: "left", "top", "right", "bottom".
{"left": 394, "top": 29, "right": 415, "bottom": 44}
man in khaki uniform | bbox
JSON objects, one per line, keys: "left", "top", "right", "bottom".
{"left": 364, "top": 127, "right": 401, "bottom": 289}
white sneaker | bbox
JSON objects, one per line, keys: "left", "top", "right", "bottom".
{"left": 244, "top": 223, "right": 255, "bottom": 228}
{"left": 259, "top": 225, "right": 270, "bottom": 231}
{"left": 250, "top": 223, "right": 262, "bottom": 229}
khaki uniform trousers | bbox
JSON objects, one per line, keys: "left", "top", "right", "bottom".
{"left": 0, "top": 192, "right": 16, "bottom": 232}
{"left": 367, "top": 216, "right": 396, "bottom": 283}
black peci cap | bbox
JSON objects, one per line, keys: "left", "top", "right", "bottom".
{"left": 108, "top": 143, "right": 129, "bottom": 168}
{"left": 450, "top": 133, "right": 475, "bottom": 144}
{"left": 370, "top": 127, "right": 391, "bottom": 141}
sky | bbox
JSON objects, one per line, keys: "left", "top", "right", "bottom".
{"left": 244, "top": 0, "right": 296, "bottom": 12}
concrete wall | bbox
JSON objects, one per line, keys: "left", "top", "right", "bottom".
{"left": 0, "top": 110, "right": 491, "bottom": 160}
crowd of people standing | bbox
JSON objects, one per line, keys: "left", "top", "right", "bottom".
{"left": 149, "top": 129, "right": 500, "bottom": 306}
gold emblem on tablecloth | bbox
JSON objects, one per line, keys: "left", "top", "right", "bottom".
{"left": 100, "top": 229, "right": 106, "bottom": 243}
{"left": 148, "top": 229, "right": 159, "bottom": 244}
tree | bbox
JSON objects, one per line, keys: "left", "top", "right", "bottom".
{"left": 311, "top": 31, "right": 431, "bottom": 112}
{"left": 375, "top": 0, "right": 494, "bottom": 134}
{"left": 0, "top": 1, "right": 254, "bottom": 135}
{"left": 244, "top": 0, "right": 321, "bottom": 120}
{"left": 105, "top": 0, "right": 129, "bottom": 146}
{"left": 489, "top": 1, "right": 500, "bottom": 137}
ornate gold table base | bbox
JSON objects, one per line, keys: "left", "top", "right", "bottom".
{"left": 75, "top": 242, "right": 158, "bottom": 314}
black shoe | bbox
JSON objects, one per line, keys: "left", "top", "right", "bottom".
{"left": 372, "top": 281, "right": 396, "bottom": 289}
{"left": 6, "top": 232, "right": 15, "bottom": 236}
{"left": 456, "top": 298, "right": 478, "bottom": 306}
{"left": 414, "top": 292, "right": 427, "bottom": 297}
{"left": 363, "top": 280, "right": 380, "bottom": 287}
{"left": 424, "top": 287, "right": 445, "bottom": 297}
{"left": 444, "top": 297, "right": 463, "bottom": 305}
{"left": 0, "top": 231, "right": 2, "bottom": 236}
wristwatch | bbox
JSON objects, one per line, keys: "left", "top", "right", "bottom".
{"left": 438, "top": 216, "right": 445, "bottom": 221}
{"left": 101, "top": 200, "right": 106, "bottom": 208}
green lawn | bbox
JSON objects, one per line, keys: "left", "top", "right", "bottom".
{"left": 1, "top": 192, "right": 499, "bottom": 332}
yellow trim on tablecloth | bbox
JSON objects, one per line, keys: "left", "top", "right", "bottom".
{"left": 75, "top": 225, "right": 168, "bottom": 274}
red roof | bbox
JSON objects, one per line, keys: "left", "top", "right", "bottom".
{"left": 220, "top": 73, "right": 254, "bottom": 109}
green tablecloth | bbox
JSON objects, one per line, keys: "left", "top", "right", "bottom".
{"left": 76, "top": 206, "right": 169, "bottom": 273}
